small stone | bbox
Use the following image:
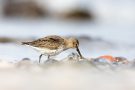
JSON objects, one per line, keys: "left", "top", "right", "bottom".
{"left": 62, "top": 53, "right": 80, "bottom": 64}
{"left": 22, "top": 58, "right": 31, "bottom": 61}
{"left": 44, "top": 59, "right": 59, "bottom": 64}
{"left": 115, "top": 57, "right": 129, "bottom": 64}
{"left": 16, "top": 58, "right": 32, "bottom": 69}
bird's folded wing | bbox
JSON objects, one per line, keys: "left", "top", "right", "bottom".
{"left": 30, "top": 36, "right": 65, "bottom": 49}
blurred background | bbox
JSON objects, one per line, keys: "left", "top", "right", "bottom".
{"left": 0, "top": 0, "right": 135, "bottom": 61}
{"left": 0, "top": 1, "right": 135, "bottom": 90}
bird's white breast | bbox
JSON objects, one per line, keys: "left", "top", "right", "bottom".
{"left": 30, "top": 46, "right": 64, "bottom": 56}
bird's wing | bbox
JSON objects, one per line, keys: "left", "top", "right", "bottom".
{"left": 29, "top": 36, "right": 65, "bottom": 49}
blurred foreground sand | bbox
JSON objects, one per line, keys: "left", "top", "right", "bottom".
{"left": 0, "top": 59, "right": 135, "bottom": 90}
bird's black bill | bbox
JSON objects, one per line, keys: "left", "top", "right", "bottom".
{"left": 76, "top": 46, "right": 83, "bottom": 59}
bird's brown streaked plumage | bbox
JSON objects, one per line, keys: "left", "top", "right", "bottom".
{"left": 22, "top": 35, "right": 66, "bottom": 50}
{"left": 22, "top": 35, "right": 83, "bottom": 63}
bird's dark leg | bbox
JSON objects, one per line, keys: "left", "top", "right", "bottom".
{"left": 39, "top": 54, "right": 43, "bottom": 63}
{"left": 47, "top": 55, "right": 50, "bottom": 60}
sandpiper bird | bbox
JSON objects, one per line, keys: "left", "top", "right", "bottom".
{"left": 22, "top": 35, "right": 83, "bottom": 63}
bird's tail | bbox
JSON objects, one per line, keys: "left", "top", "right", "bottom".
{"left": 22, "top": 42, "right": 31, "bottom": 45}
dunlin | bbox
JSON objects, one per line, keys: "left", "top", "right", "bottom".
{"left": 22, "top": 35, "right": 83, "bottom": 63}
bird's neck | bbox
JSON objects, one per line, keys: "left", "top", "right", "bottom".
{"left": 65, "top": 40, "right": 74, "bottom": 49}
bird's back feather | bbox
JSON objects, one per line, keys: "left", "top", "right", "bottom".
{"left": 22, "top": 35, "right": 66, "bottom": 50}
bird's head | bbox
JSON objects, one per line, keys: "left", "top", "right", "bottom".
{"left": 67, "top": 38, "right": 83, "bottom": 59}
{"left": 67, "top": 38, "right": 79, "bottom": 48}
